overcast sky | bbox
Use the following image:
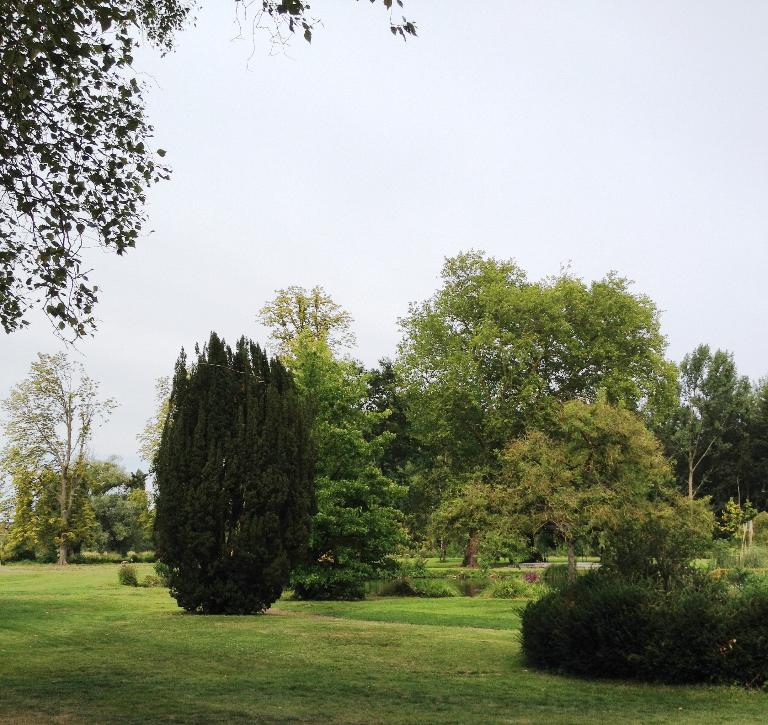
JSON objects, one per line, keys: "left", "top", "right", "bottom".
{"left": 3, "top": 1, "right": 768, "bottom": 473}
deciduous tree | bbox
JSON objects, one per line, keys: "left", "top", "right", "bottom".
{"left": 499, "top": 398, "right": 672, "bottom": 582}
{"left": 1, "top": 1, "right": 414, "bottom": 336}
{"left": 1, "top": 352, "right": 115, "bottom": 563}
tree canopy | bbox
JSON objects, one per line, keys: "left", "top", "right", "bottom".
{"left": 1, "top": 1, "right": 414, "bottom": 337}
{"left": 398, "top": 251, "right": 677, "bottom": 476}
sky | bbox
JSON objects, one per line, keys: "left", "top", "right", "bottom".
{"left": 2, "top": 1, "right": 768, "bottom": 473}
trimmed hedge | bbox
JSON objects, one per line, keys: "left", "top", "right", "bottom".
{"left": 521, "top": 572, "right": 768, "bottom": 686}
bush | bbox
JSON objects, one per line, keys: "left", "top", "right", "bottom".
{"left": 291, "top": 568, "right": 366, "bottom": 600}
{"left": 117, "top": 563, "right": 138, "bottom": 587}
{"left": 521, "top": 571, "right": 767, "bottom": 686}
{"left": 154, "top": 561, "right": 171, "bottom": 587}
{"left": 522, "top": 573, "right": 653, "bottom": 679}
{"left": 485, "top": 576, "right": 549, "bottom": 600}
{"left": 753, "top": 512, "right": 768, "bottom": 546}
{"left": 126, "top": 550, "right": 156, "bottom": 563}
{"left": 141, "top": 575, "right": 163, "bottom": 588}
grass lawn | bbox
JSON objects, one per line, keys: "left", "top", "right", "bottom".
{"left": 1, "top": 565, "right": 765, "bottom": 724}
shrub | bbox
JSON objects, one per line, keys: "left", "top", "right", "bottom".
{"left": 374, "top": 577, "right": 458, "bottom": 598}
{"left": 154, "top": 561, "right": 171, "bottom": 587}
{"left": 740, "top": 545, "right": 768, "bottom": 569}
{"left": 522, "top": 573, "right": 653, "bottom": 679}
{"left": 291, "top": 568, "right": 366, "bottom": 601}
{"left": 141, "top": 575, "right": 163, "bottom": 588}
{"left": 521, "top": 571, "right": 767, "bottom": 686}
{"left": 753, "top": 511, "right": 768, "bottom": 546}
{"left": 484, "top": 577, "right": 528, "bottom": 599}
{"left": 126, "top": 550, "right": 156, "bottom": 563}
{"left": 117, "top": 563, "right": 138, "bottom": 587}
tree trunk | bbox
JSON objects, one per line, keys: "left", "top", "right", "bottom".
{"left": 687, "top": 455, "right": 694, "bottom": 500}
{"left": 567, "top": 540, "right": 577, "bottom": 584}
{"left": 57, "top": 542, "right": 69, "bottom": 566}
{"left": 462, "top": 534, "right": 479, "bottom": 569}
{"left": 438, "top": 537, "right": 446, "bottom": 562}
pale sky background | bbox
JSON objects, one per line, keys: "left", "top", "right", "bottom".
{"left": 2, "top": 1, "right": 768, "bottom": 474}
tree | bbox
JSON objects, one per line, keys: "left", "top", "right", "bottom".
{"left": 660, "top": 345, "right": 752, "bottom": 504}
{"left": 0, "top": 479, "right": 15, "bottom": 563}
{"left": 137, "top": 376, "right": 171, "bottom": 466}
{"left": 398, "top": 252, "right": 677, "bottom": 476}
{"left": 259, "top": 286, "right": 405, "bottom": 598}
{"left": 258, "top": 285, "right": 355, "bottom": 356}
{"left": 397, "top": 251, "right": 676, "bottom": 559}
{"left": 1, "top": 2, "right": 414, "bottom": 337}
{"left": 286, "top": 334, "right": 405, "bottom": 599}
{"left": 153, "top": 332, "right": 314, "bottom": 614}
{"left": 1, "top": 352, "right": 115, "bottom": 563}
{"left": 85, "top": 458, "right": 152, "bottom": 554}
{"left": 499, "top": 398, "right": 673, "bottom": 582}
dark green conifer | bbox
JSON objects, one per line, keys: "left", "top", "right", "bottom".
{"left": 154, "top": 333, "right": 314, "bottom": 614}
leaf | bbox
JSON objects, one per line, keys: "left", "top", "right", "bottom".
{"left": 157, "top": 148, "right": 166, "bottom": 157}
{"left": 304, "top": 28, "right": 312, "bottom": 43}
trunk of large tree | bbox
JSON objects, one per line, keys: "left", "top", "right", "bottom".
{"left": 462, "top": 534, "right": 479, "bottom": 569}
{"left": 567, "top": 540, "right": 577, "bottom": 584}
{"left": 687, "top": 456, "right": 694, "bottom": 500}
{"left": 57, "top": 542, "right": 69, "bottom": 566}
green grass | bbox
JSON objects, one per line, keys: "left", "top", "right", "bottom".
{"left": 1, "top": 565, "right": 766, "bottom": 724}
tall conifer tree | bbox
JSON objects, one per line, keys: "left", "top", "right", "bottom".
{"left": 154, "top": 333, "right": 314, "bottom": 614}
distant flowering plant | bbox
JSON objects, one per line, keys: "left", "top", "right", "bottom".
{"left": 522, "top": 571, "right": 540, "bottom": 584}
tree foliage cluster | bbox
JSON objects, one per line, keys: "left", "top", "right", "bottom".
{"left": 1, "top": 0, "right": 413, "bottom": 336}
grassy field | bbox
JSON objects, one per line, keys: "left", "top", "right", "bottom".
{"left": 1, "top": 565, "right": 766, "bottom": 724}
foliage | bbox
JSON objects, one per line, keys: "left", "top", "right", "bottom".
{"left": 0, "top": 0, "right": 189, "bottom": 334}
{"left": 541, "top": 564, "right": 570, "bottom": 592}
{"left": 2, "top": 2, "right": 415, "bottom": 336}
{"left": 483, "top": 577, "right": 532, "bottom": 599}
{"left": 600, "top": 495, "right": 715, "bottom": 590}
{"left": 522, "top": 564, "right": 768, "bottom": 686}
{"left": 84, "top": 457, "right": 153, "bottom": 554}
{"left": 382, "top": 577, "right": 458, "bottom": 598}
{"left": 274, "top": 326, "right": 405, "bottom": 600}
{"left": 90, "top": 488, "right": 153, "bottom": 555}
{"left": 0, "top": 480, "right": 14, "bottom": 562}
{"left": 258, "top": 285, "right": 355, "bottom": 355}
{"left": 153, "top": 560, "right": 171, "bottom": 587}
{"left": 500, "top": 398, "right": 673, "bottom": 581}
{"left": 398, "top": 251, "right": 677, "bottom": 477}
{"left": 137, "top": 377, "right": 171, "bottom": 466}
{"left": 1, "top": 352, "right": 115, "bottom": 563}
{"left": 118, "top": 562, "right": 138, "bottom": 587}
{"left": 754, "top": 511, "right": 768, "bottom": 546}
{"left": 154, "top": 332, "right": 314, "bottom": 614}
{"left": 658, "top": 345, "right": 754, "bottom": 505}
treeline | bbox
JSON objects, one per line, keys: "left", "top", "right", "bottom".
{"left": 2, "top": 251, "right": 767, "bottom": 603}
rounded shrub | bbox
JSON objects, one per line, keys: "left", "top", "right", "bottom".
{"left": 522, "top": 573, "right": 653, "bottom": 679}
{"left": 117, "top": 563, "right": 138, "bottom": 587}
{"left": 521, "top": 571, "right": 767, "bottom": 686}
